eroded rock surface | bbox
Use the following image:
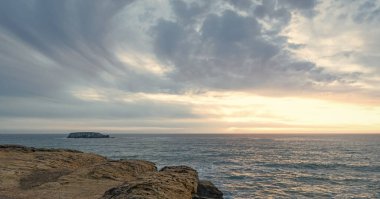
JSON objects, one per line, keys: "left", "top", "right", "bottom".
{"left": 0, "top": 145, "right": 156, "bottom": 199}
{"left": 102, "top": 166, "right": 199, "bottom": 199}
{"left": 0, "top": 145, "right": 223, "bottom": 199}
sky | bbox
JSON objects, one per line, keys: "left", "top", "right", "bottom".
{"left": 0, "top": 0, "right": 380, "bottom": 134}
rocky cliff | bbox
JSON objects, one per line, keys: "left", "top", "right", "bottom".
{"left": 0, "top": 145, "right": 223, "bottom": 199}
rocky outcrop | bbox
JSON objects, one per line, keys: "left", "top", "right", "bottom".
{"left": 67, "top": 132, "right": 110, "bottom": 138}
{"left": 0, "top": 145, "right": 223, "bottom": 199}
{"left": 194, "top": 180, "right": 224, "bottom": 199}
{"left": 102, "top": 166, "right": 199, "bottom": 199}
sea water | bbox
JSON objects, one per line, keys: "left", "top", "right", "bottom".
{"left": 0, "top": 134, "right": 379, "bottom": 198}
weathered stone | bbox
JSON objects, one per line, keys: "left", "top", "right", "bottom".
{"left": 102, "top": 166, "right": 199, "bottom": 199}
{"left": 0, "top": 145, "right": 155, "bottom": 199}
{"left": 193, "top": 180, "right": 224, "bottom": 199}
{"left": 19, "top": 169, "right": 72, "bottom": 189}
{"left": 88, "top": 160, "right": 157, "bottom": 180}
{"left": 0, "top": 145, "right": 223, "bottom": 199}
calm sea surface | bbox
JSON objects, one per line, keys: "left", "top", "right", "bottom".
{"left": 0, "top": 134, "right": 379, "bottom": 198}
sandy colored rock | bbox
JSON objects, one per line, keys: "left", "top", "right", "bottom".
{"left": 0, "top": 145, "right": 223, "bottom": 199}
{"left": 0, "top": 145, "right": 156, "bottom": 199}
{"left": 102, "top": 166, "right": 199, "bottom": 199}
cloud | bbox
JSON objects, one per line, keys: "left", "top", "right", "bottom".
{"left": 0, "top": 0, "right": 180, "bottom": 98}
{"left": 353, "top": 0, "right": 380, "bottom": 23}
{"left": 0, "top": 95, "right": 195, "bottom": 119}
{"left": 0, "top": 0, "right": 359, "bottom": 99}
{"left": 284, "top": 0, "right": 380, "bottom": 97}
{"left": 0, "top": 0, "right": 196, "bottom": 127}
{"left": 153, "top": 19, "right": 185, "bottom": 59}
{"left": 150, "top": 0, "right": 345, "bottom": 92}
{"left": 0, "top": 0, "right": 124, "bottom": 97}
{"left": 281, "top": 0, "right": 318, "bottom": 10}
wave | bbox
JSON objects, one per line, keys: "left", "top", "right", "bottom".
{"left": 260, "top": 162, "right": 380, "bottom": 172}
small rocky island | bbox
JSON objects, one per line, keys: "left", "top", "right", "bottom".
{"left": 0, "top": 145, "right": 223, "bottom": 199}
{"left": 67, "top": 132, "right": 110, "bottom": 138}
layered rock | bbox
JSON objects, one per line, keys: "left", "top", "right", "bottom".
{"left": 102, "top": 166, "right": 199, "bottom": 199}
{"left": 0, "top": 145, "right": 223, "bottom": 199}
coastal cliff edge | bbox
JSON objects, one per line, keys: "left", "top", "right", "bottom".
{"left": 0, "top": 145, "right": 222, "bottom": 199}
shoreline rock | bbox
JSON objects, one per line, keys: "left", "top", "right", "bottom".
{"left": 194, "top": 180, "right": 224, "bottom": 199}
{"left": 0, "top": 145, "right": 223, "bottom": 199}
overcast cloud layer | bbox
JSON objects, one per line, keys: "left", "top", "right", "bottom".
{"left": 1, "top": 0, "right": 379, "bottom": 133}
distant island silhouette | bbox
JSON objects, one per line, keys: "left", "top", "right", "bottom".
{"left": 67, "top": 132, "right": 110, "bottom": 138}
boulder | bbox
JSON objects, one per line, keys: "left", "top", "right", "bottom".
{"left": 193, "top": 180, "right": 224, "bottom": 199}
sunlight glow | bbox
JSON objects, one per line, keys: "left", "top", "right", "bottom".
{"left": 70, "top": 88, "right": 380, "bottom": 133}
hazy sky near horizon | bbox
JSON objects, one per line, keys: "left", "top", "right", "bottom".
{"left": 1, "top": 0, "right": 380, "bottom": 133}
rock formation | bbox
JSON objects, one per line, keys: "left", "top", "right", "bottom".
{"left": 67, "top": 132, "right": 110, "bottom": 138}
{"left": 194, "top": 180, "right": 224, "bottom": 199}
{"left": 101, "top": 166, "right": 199, "bottom": 199}
{"left": 0, "top": 145, "right": 223, "bottom": 199}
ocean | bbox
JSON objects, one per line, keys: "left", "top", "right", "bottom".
{"left": 0, "top": 134, "right": 379, "bottom": 198}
